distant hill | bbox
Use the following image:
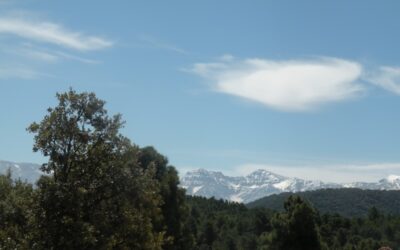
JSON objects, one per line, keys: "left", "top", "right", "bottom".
{"left": 246, "top": 188, "right": 400, "bottom": 217}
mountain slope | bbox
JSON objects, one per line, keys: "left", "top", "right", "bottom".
{"left": 0, "top": 160, "right": 43, "bottom": 183}
{"left": 181, "top": 169, "right": 341, "bottom": 203}
{"left": 181, "top": 169, "right": 400, "bottom": 203}
{"left": 246, "top": 188, "right": 400, "bottom": 217}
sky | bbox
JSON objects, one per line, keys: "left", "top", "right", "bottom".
{"left": 1, "top": 1, "right": 400, "bottom": 183}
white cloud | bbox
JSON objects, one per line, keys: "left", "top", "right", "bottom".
{"left": 367, "top": 66, "right": 400, "bottom": 94}
{"left": 0, "top": 17, "right": 112, "bottom": 51}
{"left": 189, "top": 57, "right": 364, "bottom": 111}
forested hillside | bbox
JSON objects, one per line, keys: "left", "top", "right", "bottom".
{"left": 186, "top": 196, "right": 400, "bottom": 250}
{"left": 247, "top": 188, "right": 400, "bottom": 217}
{"left": 0, "top": 90, "right": 399, "bottom": 249}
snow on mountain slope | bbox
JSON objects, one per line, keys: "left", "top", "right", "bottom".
{"left": 348, "top": 175, "right": 400, "bottom": 190}
{"left": 1, "top": 159, "right": 400, "bottom": 202}
{"left": 181, "top": 169, "right": 400, "bottom": 203}
{"left": 0, "top": 160, "right": 43, "bottom": 183}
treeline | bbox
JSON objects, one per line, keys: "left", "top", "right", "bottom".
{"left": 186, "top": 196, "right": 400, "bottom": 249}
{"left": 247, "top": 188, "right": 400, "bottom": 217}
{"left": 2, "top": 172, "right": 400, "bottom": 249}
{"left": 0, "top": 90, "right": 398, "bottom": 249}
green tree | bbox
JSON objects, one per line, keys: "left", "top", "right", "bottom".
{"left": 0, "top": 170, "right": 33, "bottom": 249}
{"left": 138, "top": 146, "right": 193, "bottom": 249}
{"left": 368, "top": 206, "right": 380, "bottom": 222}
{"left": 200, "top": 221, "right": 217, "bottom": 247}
{"left": 28, "top": 89, "right": 164, "bottom": 249}
{"left": 260, "top": 195, "right": 321, "bottom": 250}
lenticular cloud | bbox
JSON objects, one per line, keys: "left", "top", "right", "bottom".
{"left": 191, "top": 57, "right": 364, "bottom": 111}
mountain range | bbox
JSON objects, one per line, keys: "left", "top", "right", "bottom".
{"left": 181, "top": 168, "right": 400, "bottom": 203}
{"left": 2, "top": 160, "right": 400, "bottom": 204}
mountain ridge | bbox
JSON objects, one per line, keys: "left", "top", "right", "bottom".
{"left": 0, "top": 160, "right": 43, "bottom": 183}
{"left": 181, "top": 168, "right": 400, "bottom": 203}
{"left": 2, "top": 160, "right": 400, "bottom": 204}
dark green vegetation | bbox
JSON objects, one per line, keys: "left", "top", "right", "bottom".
{"left": 247, "top": 188, "right": 400, "bottom": 217}
{"left": 0, "top": 90, "right": 398, "bottom": 249}
{"left": 186, "top": 196, "right": 400, "bottom": 250}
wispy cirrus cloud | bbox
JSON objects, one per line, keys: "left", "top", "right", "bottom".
{"left": 52, "top": 50, "right": 100, "bottom": 64}
{"left": 0, "top": 65, "right": 49, "bottom": 79}
{"left": 5, "top": 47, "right": 101, "bottom": 64}
{"left": 24, "top": 49, "right": 58, "bottom": 62}
{"left": 0, "top": 14, "right": 110, "bottom": 80}
{"left": 0, "top": 17, "right": 112, "bottom": 51}
{"left": 138, "top": 35, "right": 188, "bottom": 55}
{"left": 5, "top": 47, "right": 59, "bottom": 63}
{"left": 188, "top": 56, "right": 364, "bottom": 111}
{"left": 367, "top": 66, "right": 400, "bottom": 95}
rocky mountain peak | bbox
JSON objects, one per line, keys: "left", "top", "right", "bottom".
{"left": 181, "top": 168, "right": 400, "bottom": 203}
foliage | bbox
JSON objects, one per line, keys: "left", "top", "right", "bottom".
{"left": 0, "top": 171, "right": 33, "bottom": 249}
{"left": 259, "top": 196, "right": 321, "bottom": 250}
{"left": 137, "top": 146, "right": 193, "bottom": 249}
{"left": 185, "top": 196, "right": 270, "bottom": 249}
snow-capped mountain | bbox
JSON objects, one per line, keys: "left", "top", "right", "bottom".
{"left": 0, "top": 160, "right": 43, "bottom": 183}
{"left": 2, "top": 159, "right": 400, "bottom": 203}
{"left": 181, "top": 169, "right": 400, "bottom": 203}
{"left": 344, "top": 175, "right": 400, "bottom": 190}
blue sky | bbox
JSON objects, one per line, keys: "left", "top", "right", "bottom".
{"left": 1, "top": 0, "right": 400, "bottom": 182}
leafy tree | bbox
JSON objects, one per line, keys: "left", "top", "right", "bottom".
{"left": 137, "top": 146, "right": 193, "bottom": 249}
{"left": 253, "top": 208, "right": 271, "bottom": 235}
{"left": 368, "top": 206, "right": 380, "bottom": 221}
{"left": 28, "top": 89, "right": 164, "bottom": 249}
{"left": 201, "top": 221, "right": 216, "bottom": 246}
{"left": 0, "top": 170, "right": 33, "bottom": 249}
{"left": 260, "top": 195, "right": 321, "bottom": 250}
